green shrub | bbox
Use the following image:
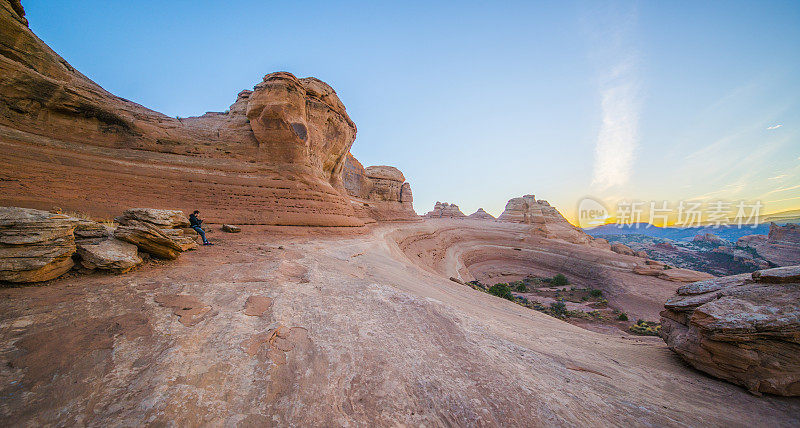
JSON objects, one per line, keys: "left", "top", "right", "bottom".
{"left": 589, "top": 289, "right": 603, "bottom": 298}
{"left": 549, "top": 301, "right": 567, "bottom": 317}
{"left": 488, "top": 284, "right": 514, "bottom": 301}
{"left": 514, "top": 281, "right": 527, "bottom": 292}
{"left": 551, "top": 274, "right": 569, "bottom": 286}
{"left": 617, "top": 312, "right": 629, "bottom": 321}
{"left": 629, "top": 320, "right": 661, "bottom": 336}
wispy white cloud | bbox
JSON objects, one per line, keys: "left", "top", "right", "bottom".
{"left": 592, "top": 80, "right": 639, "bottom": 188}
{"left": 768, "top": 174, "right": 788, "bottom": 180}
{"left": 588, "top": 6, "right": 641, "bottom": 190}
{"left": 766, "top": 124, "right": 783, "bottom": 130}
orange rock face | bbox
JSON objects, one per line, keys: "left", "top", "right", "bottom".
{"left": 0, "top": 3, "right": 417, "bottom": 226}
{"left": 342, "top": 154, "right": 418, "bottom": 222}
{"left": 661, "top": 267, "right": 800, "bottom": 396}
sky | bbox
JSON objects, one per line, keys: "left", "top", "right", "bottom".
{"left": 24, "top": 0, "right": 800, "bottom": 225}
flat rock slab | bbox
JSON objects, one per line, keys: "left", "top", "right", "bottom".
{"left": 154, "top": 294, "right": 211, "bottom": 326}
{"left": 753, "top": 266, "right": 800, "bottom": 283}
{"left": 244, "top": 295, "right": 273, "bottom": 316}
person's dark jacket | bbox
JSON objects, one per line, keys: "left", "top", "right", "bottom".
{"left": 189, "top": 213, "right": 202, "bottom": 228}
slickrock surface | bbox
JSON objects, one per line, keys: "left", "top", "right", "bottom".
{"left": 1, "top": 222, "right": 798, "bottom": 426}
{"left": 738, "top": 223, "right": 800, "bottom": 267}
{"left": 0, "top": 207, "right": 79, "bottom": 282}
{"left": 661, "top": 266, "right": 800, "bottom": 396}
{"left": 0, "top": 2, "right": 411, "bottom": 227}
{"left": 424, "top": 201, "right": 466, "bottom": 218}
{"left": 114, "top": 209, "right": 197, "bottom": 259}
{"left": 342, "top": 154, "right": 418, "bottom": 221}
{"left": 394, "top": 219, "right": 704, "bottom": 320}
{"left": 468, "top": 208, "right": 496, "bottom": 220}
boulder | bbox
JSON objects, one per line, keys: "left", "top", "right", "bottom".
{"left": 222, "top": 224, "right": 241, "bottom": 233}
{"left": 610, "top": 242, "right": 635, "bottom": 256}
{"left": 0, "top": 207, "right": 80, "bottom": 282}
{"left": 115, "top": 208, "right": 190, "bottom": 228}
{"left": 661, "top": 266, "right": 800, "bottom": 396}
{"left": 76, "top": 238, "right": 142, "bottom": 272}
{"left": 114, "top": 209, "right": 197, "bottom": 259}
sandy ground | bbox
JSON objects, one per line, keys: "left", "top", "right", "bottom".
{"left": 1, "top": 220, "right": 798, "bottom": 426}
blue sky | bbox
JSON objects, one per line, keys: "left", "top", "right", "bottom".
{"left": 25, "top": 0, "right": 800, "bottom": 222}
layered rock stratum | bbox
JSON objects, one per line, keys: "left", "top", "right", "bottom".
{"left": 661, "top": 266, "right": 800, "bottom": 396}
{"left": 0, "top": 1, "right": 410, "bottom": 226}
{"left": 0, "top": 207, "right": 79, "bottom": 282}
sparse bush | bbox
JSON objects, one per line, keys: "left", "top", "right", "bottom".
{"left": 629, "top": 320, "right": 661, "bottom": 336}
{"left": 551, "top": 274, "right": 569, "bottom": 286}
{"left": 589, "top": 289, "right": 603, "bottom": 298}
{"left": 549, "top": 301, "right": 567, "bottom": 318}
{"left": 617, "top": 312, "right": 628, "bottom": 321}
{"left": 488, "top": 283, "right": 514, "bottom": 301}
{"left": 514, "top": 281, "right": 527, "bottom": 292}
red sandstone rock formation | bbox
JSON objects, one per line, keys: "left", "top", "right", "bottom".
{"left": 661, "top": 266, "right": 800, "bottom": 396}
{"left": 342, "top": 154, "right": 418, "bottom": 222}
{"left": 738, "top": 223, "right": 800, "bottom": 267}
{"left": 468, "top": 208, "right": 495, "bottom": 220}
{"left": 424, "top": 202, "right": 466, "bottom": 218}
{"left": 0, "top": 2, "right": 412, "bottom": 226}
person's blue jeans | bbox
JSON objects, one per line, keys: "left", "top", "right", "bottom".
{"left": 192, "top": 225, "right": 209, "bottom": 243}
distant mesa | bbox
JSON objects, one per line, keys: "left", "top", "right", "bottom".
{"left": 424, "top": 202, "right": 466, "bottom": 218}
{"left": 0, "top": 4, "right": 411, "bottom": 226}
{"left": 468, "top": 208, "right": 495, "bottom": 220}
{"left": 738, "top": 223, "right": 800, "bottom": 267}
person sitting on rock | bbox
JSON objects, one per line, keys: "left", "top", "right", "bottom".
{"left": 189, "top": 210, "right": 213, "bottom": 245}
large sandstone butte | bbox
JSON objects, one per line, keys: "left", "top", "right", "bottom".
{"left": 0, "top": 0, "right": 410, "bottom": 226}
{"left": 661, "top": 266, "right": 800, "bottom": 396}
{"left": 424, "top": 201, "right": 466, "bottom": 218}
{"left": 342, "top": 153, "right": 418, "bottom": 222}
